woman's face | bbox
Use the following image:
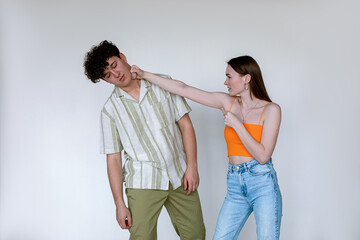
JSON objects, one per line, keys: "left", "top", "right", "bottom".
{"left": 224, "top": 65, "right": 247, "bottom": 96}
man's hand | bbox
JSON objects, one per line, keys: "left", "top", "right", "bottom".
{"left": 116, "top": 205, "right": 132, "bottom": 229}
{"left": 183, "top": 166, "right": 199, "bottom": 195}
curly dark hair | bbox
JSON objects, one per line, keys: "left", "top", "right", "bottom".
{"left": 83, "top": 40, "right": 121, "bottom": 83}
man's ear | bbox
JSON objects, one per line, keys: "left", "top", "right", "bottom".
{"left": 120, "top": 52, "right": 127, "bottom": 63}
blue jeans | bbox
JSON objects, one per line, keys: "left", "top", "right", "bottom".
{"left": 213, "top": 159, "right": 282, "bottom": 240}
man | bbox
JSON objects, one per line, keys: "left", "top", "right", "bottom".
{"left": 84, "top": 40, "right": 205, "bottom": 240}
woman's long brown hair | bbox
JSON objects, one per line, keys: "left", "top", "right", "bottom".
{"left": 228, "top": 56, "right": 271, "bottom": 102}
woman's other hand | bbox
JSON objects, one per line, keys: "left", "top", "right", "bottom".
{"left": 224, "top": 112, "right": 241, "bottom": 128}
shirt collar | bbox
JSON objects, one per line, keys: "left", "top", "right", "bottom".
{"left": 114, "top": 80, "right": 152, "bottom": 103}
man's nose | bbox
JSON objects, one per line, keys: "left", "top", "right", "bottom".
{"left": 110, "top": 69, "right": 120, "bottom": 77}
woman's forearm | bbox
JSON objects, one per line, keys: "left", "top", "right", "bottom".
{"left": 143, "top": 71, "right": 187, "bottom": 96}
{"left": 233, "top": 123, "right": 270, "bottom": 164}
{"left": 131, "top": 65, "right": 228, "bottom": 109}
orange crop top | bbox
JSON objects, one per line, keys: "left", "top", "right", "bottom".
{"left": 224, "top": 99, "right": 271, "bottom": 157}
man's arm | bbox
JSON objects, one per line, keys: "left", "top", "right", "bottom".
{"left": 177, "top": 113, "right": 199, "bottom": 195}
{"left": 106, "top": 153, "right": 132, "bottom": 229}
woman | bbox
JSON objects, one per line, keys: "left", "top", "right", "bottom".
{"left": 131, "top": 56, "right": 282, "bottom": 239}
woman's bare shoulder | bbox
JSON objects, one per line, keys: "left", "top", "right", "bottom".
{"left": 264, "top": 102, "right": 281, "bottom": 118}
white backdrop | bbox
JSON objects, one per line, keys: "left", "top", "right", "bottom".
{"left": 1, "top": 0, "right": 360, "bottom": 239}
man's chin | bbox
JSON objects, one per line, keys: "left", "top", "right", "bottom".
{"left": 115, "top": 78, "right": 133, "bottom": 88}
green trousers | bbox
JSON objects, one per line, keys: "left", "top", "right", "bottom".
{"left": 126, "top": 183, "right": 206, "bottom": 240}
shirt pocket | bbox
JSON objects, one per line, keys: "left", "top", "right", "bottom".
{"left": 147, "top": 96, "right": 173, "bottom": 130}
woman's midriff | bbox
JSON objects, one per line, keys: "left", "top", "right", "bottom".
{"left": 228, "top": 155, "right": 254, "bottom": 165}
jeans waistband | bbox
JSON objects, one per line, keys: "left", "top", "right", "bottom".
{"left": 228, "top": 158, "right": 273, "bottom": 173}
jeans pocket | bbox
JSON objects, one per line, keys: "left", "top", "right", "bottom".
{"left": 247, "top": 163, "right": 272, "bottom": 176}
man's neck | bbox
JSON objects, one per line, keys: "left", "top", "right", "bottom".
{"left": 120, "top": 80, "right": 141, "bottom": 101}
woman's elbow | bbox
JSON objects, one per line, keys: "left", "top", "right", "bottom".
{"left": 257, "top": 154, "right": 272, "bottom": 165}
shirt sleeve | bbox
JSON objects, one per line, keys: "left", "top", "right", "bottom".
{"left": 100, "top": 108, "right": 123, "bottom": 154}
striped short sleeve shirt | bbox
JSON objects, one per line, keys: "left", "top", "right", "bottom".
{"left": 100, "top": 78, "right": 192, "bottom": 190}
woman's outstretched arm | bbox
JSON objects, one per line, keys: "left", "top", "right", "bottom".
{"left": 131, "top": 65, "right": 229, "bottom": 110}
